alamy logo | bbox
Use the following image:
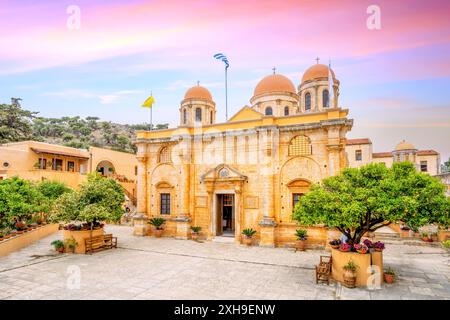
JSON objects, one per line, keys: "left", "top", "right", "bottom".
{"left": 366, "top": 5, "right": 381, "bottom": 30}
{"left": 66, "top": 5, "right": 81, "bottom": 30}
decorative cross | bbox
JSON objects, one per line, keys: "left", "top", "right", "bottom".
{"left": 197, "top": 80, "right": 200, "bottom": 86}
{"left": 272, "top": 67, "right": 276, "bottom": 74}
{"left": 315, "top": 57, "right": 320, "bottom": 64}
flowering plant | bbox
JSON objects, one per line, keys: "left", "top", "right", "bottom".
{"left": 373, "top": 241, "right": 385, "bottom": 251}
{"left": 363, "top": 239, "right": 373, "bottom": 248}
{"left": 339, "top": 243, "right": 352, "bottom": 252}
{"left": 354, "top": 243, "right": 369, "bottom": 254}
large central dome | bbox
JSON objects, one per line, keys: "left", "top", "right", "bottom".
{"left": 253, "top": 74, "right": 296, "bottom": 97}
{"left": 184, "top": 85, "right": 213, "bottom": 101}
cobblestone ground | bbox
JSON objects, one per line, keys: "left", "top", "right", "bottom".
{"left": 0, "top": 225, "right": 449, "bottom": 300}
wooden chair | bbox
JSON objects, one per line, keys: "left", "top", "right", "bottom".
{"left": 315, "top": 255, "right": 332, "bottom": 285}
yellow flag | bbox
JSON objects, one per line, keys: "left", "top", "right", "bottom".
{"left": 142, "top": 95, "right": 155, "bottom": 108}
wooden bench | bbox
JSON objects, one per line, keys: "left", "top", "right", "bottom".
{"left": 85, "top": 233, "right": 118, "bottom": 254}
{"left": 315, "top": 255, "right": 332, "bottom": 285}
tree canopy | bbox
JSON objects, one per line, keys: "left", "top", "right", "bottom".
{"left": 293, "top": 162, "right": 450, "bottom": 244}
{"left": 49, "top": 173, "right": 125, "bottom": 225}
{"left": 0, "top": 103, "right": 36, "bottom": 143}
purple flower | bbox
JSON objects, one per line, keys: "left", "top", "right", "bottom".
{"left": 374, "top": 241, "right": 385, "bottom": 250}
{"left": 363, "top": 239, "right": 373, "bottom": 248}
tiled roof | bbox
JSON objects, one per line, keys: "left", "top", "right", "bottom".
{"left": 373, "top": 152, "right": 392, "bottom": 158}
{"left": 417, "top": 150, "right": 439, "bottom": 156}
{"left": 345, "top": 138, "right": 372, "bottom": 145}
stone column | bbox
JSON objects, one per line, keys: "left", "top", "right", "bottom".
{"left": 326, "top": 127, "right": 342, "bottom": 177}
{"left": 133, "top": 154, "right": 148, "bottom": 236}
{"left": 234, "top": 184, "right": 242, "bottom": 244}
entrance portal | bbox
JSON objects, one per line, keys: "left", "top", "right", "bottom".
{"left": 216, "top": 194, "right": 235, "bottom": 237}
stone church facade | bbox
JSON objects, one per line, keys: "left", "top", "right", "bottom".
{"left": 134, "top": 63, "right": 353, "bottom": 247}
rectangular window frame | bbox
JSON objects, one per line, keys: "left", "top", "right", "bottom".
{"left": 160, "top": 193, "right": 171, "bottom": 215}
{"left": 355, "top": 150, "right": 362, "bottom": 161}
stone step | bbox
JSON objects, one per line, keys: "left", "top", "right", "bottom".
{"left": 212, "top": 236, "right": 236, "bottom": 243}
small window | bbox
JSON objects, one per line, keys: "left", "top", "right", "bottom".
{"left": 305, "top": 92, "right": 311, "bottom": 110}
{"left": 134, "top": 166, "right": 138, "bottom": 175}
{"left": 323, "top": 89, "right": 329, "bottom": 108}
{"left": 53, "top": 159, "right": 63, "bottom": 171}
{"left": 292, "top": 193, "right": 303, "bottom": 210}
{"left": 284, "top": 106, "right": 289, "bottom": 116}
{"left": 67, "top": 161, "right": 75, "bottom": 172}
{"left": 420, "top": 161, "right": 428, "bottom": 172}
{"left": 210, "top": 111, "right": 213, "bottom": 124}
{"left": 195, "top": 108, "right": 202, "bottom": 122}
{"left": 160, "top": 193, "right": 171, "bottom": 215}
{"left": 38, "top": 158, "right": 46, "bottom": 169}
{"left": 158, "top": 146, "right": 171, "bottom": 163}
{"left": 265, "top": 107, "right": 273, "bottom": 116}
{"left": 183, "top": 108, "right": 187, "bottom": 124}
{"left": 355, "top": 150, "right": 362, "bottom": 161}
{"left": 2, "top": 162, "right": 10, "bottom": 168}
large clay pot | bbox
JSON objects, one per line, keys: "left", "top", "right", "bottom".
{"left": 384, "top": 273, "right": 395, "bottom": 284}
{"left": 154, "top": 229, "right": 163, "bottom": 238}
{"left": 343, "top": 269, "right": 357, "bottom": 288}
{"left": 191, "top": 232, "right": 199, "bottom": 241}
{"left": 296, "top": 239, "right": 306, "bottom": 251}
{"left": 438, "top": 230, "right": 449, "bottom": 242}
{"left": 243, "top": 236, "right": 253, "bottom": 246}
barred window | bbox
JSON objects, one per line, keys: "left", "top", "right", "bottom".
{"left": 160, "top": 193, "right": 170, "bottom": 215}
{"left": 288, "top": 135, "right": 312, "bottom": 156}
{"left": 284, "top": 106, "right": 289, "bottom": 116}
{"left": 183, "top": 108, "right": 187, "bottom": 124}
{"left": 158, "top": 146, "right": 171, "bottom": 163}
{"left": 195, "top": 108, "right": 202, "bottom": 122}
{"left": 323, "top": 89, "right": 329, "bottom": 108}
{"left": 355, "top": 150, "right": 362, "bottom": 161}
{"left": 265, "top": 107, "right": 273, "bottom": 116}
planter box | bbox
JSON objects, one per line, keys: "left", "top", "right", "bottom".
{"left": 438, "top": 230, "right": 449, "bottom": 242}
{"left": 63, "top": 228, "right": 104, "bottom": 254}
{"left": 0, "top": 224, "right": 59, "bottom": 257}
{"left": 331, "top": 249, "right": 383, "bottom": 288}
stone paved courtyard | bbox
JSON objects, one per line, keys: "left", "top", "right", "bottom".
{"left": 0, "top": 225, "right": 449, "bottom": 300}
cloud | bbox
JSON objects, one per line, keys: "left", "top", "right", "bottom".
{"left": 42, "top": 89, "right": 143, "bottom": 105}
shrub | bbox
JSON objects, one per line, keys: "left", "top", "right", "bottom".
{"left": 343, "top": 260, "right": 358, "bottom": 272}
{"left": 295, "top": 229, "right": 307, "bottom": 240}
{"left": 242, "top": 228, "right": 257, "bottom": 238}
{"left": 191, "top": 226, "right": 201, "bottom": 233}
{"left": 148, "top": 217, "right": 165, "bottom": 230}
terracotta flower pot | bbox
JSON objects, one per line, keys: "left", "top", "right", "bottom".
{"left": 243, "top": 236, "right": 253, "bottom": 246}
{"left": 56, "top": 247, "right": 65, "bottom": 253}
{"left": 330, "top": 244, "right": 339, "bottom": 249}
{"left": 0, "top": 237, "right": 4, "bottom": 241}
{"left": 343, "top": 270, "right": 357, "bottom": 288}
{"left": 384, "top": 273, "right": 395, "bottom": 284}
{"left": 437, "top": 230, "right": 448, "bottom": 242}
{"left": 17, "top": 231, "right": 24, "bottom": 234}
{"left": 4, "top": 235, "right": 11, "bottom": 239}
{"left": 154, "top": 229, "right": 163, "bottom": 238}
{"left": 191, "top": 233, "right": 199, "bottom": 241}
{"left": 296, "top": 239, "right": 306, "bottom": 251}
{"left": 374, "top": 248, "right": 383, "bottom": 252}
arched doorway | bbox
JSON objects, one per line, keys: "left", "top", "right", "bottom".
{"left": 96, "top": 160, "right": 115, "bottom": 177}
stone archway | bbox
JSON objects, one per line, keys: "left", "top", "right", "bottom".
{"left": 96, "top": 160, "right": 115, "bottom": 177}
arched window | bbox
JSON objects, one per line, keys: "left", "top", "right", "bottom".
{"left": 265, "top": 107, "right": 273, "bottom": 116}
{"left": 183, "top": 108, "right": 187, "bottom": 124}
{"left": 195, "top": 108, "right": 202, "bottom": 122}
{"left": 158, "top": 146, "right": 171, "bottom": 163}
{"left": 284, "top": 106, "right": 289, "bottom": 116}
{"left": 323, "top": 89, "right": 329, "bottom": 108}
{"left": 288, "top": 135, "right": 312, "bottom": 156}
{"left": 210, "top": 110, "right": 213, "bottom": 124}
{"left": 305, "top": 93, "right": 311, "bottom": 111}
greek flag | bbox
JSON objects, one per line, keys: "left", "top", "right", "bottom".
{"left": 214, "top": 53, "right": 229, "bottom": 69}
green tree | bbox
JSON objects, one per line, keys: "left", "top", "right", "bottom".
{"left": 49, "top": 173, "right": 125, "bottom": 227}
{"left": 293, "top": 162, "right": 450, "bottom": 244}
{"left": 441, "top": 157, "right": 450, "bottom": 173}
{"left": 0, "top": 103, "right": 36, "bottom": 143}
{"left": 37, "top": 180, "right": 71, "bottom": 200}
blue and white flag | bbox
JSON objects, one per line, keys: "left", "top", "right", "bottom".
{"left": 328, "top": 61, "right": 334, "bottom": 108}
{"left": 214, "top": 53, "right": 229, "bottom": 69}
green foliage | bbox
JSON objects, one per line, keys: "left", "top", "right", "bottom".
{"left": 190, "top": 226, "right": 201, "bottom": 233}
{"left": 0, "top": 103, "right": 36, "bottom": 143}
{"left": 48, "top": 173, "right": 125, "bottom": 225}
{"left": 51, "top": 240, "right": 64, "bottom": 249}
{"left": 37, "top": 181, "right": 71, "bottom": 200}
{"left": 441, "top": 158, "right": 450, "bottom": 173}
{"left": 343, "top": 260, "right": 358, "bottom": 271}
{"left": 384, "top": 267, "right": 396, "bottom": 276}
{"left": 148, "top": 217, "right": 165, "bottom": 229}
{"left": 242, "top": 228, "right": 257, "bottom": 237}
{"left": 0, "top": 177, "right": 46, "bottom": 227}
{"left": 295, "top": 229, "right": 307, "bottom": 240}
{"left": 293, "top": 162, "right": 450, "bottom": 244}
{"left": 64, "top": 237, "right": 78, "bottom": 249}
{"left": 442, "top": 240, "right": 450, "bottom": 249}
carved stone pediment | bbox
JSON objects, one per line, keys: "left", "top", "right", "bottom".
{"left": 200, "top": 164, "right": 247, "bottom": 183}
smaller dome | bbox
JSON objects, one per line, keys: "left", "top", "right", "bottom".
{"left": 253, "top": 74, "right": 296, "bottom": 97}
{"left": 395, "top": 140, "right": 416, "bottom": 151}
{"left": 184, "top": 85, "right": 212, "bottom": 101}
{"left": 302, "top": 64, "right": 336, "bottom": 83}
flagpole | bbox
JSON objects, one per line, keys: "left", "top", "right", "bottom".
{"left": 225, "top": 66, "right": 228, "bottom": 121}
{"left": 150, "top": 91, "right": 153, "bottom": 131}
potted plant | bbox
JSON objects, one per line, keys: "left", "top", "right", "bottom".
{"left": 343, "top": 260, "right": 358, "bottom": 288}
{"left": 373, "top": 241, "right": 385, "bottom": 252}
{"left": 339, "top": 243, "right": 352, "bottom": 252}
{"left": 354, "top": 243, "right": 369, "bottom": 254}
{"left": 430, "top": 232, "right": 438, "bottom": 242}
{"left": 51, "top": 240, "right": 65, "bottom": 253}
{"left": 420, "top": 232, "right": 430, "bottom": 242}
{"left": 64, "top": 237, "right": 78, "bottom": 253}
{"left": 15, "top": 221, "right": 26, "bottom": 234}
{"left": 363, "top": 239, "right": 373, "bottom": 248}
{"left": 242, "top": 228, "right": 257, "bottom": 246}
{"left": 384, "top": 267, "right": 396, "bottom": 284}
{"left": 329, "top": 239, "right": 341, "bottom": 249}
{"left": 190, "top": 226, "right": 201, "bottom": 241}
{"left": 148, "top": 217, "right": 165, "bottom": 238}
{"left": 295, "top": 229, "right": 307, "bottom": 251}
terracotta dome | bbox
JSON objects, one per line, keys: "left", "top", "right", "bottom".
{"left": 253, "top": 74, "right": 296, "bottom": 97}
{"left": 395, "top": 140, "right": 416, "bottom": 151}
{"left": 301, "top": 64, "right": 336, "bottom": 83}
{"left": 184, "top": 85, "right": 213, "bottom": 101}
